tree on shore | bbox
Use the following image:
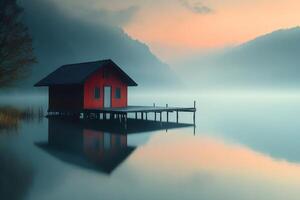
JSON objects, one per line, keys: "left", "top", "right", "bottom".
{"left": 0, "top": 0, "right": 36, "bottom": 87}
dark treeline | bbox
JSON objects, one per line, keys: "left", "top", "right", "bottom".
{"left": 0, "top": 0, "right": 36, "bottom": 88}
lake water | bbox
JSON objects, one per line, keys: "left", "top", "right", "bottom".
{"left": 1, "top": 92, "right": 300, "bottom": 200}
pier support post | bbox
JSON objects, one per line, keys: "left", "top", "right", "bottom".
{"left": 193, "top": 111, "right": 195, "bottom": 124}
{"left": 146, "top": 112, "right": 148, "bottom": 120}
{"left": 124, "top": 114, "right": 127, "bottom": 129}
{"left": 176, "top": 110, "right": 178, "bottom": 123}
{"left": 141, "top": 112, "right": 144, "bottom": 120}
{"left": 167, "top": 111, "right": 169, "bottom": 123}
{"left": 135, "top": 112, "right": 137, "bottom": 119}
{"left": 166, "top": 104, "right": 169, "bottom": 123}
{"left": 154, "top": 112, "right": 157, "bottom": 121}
{"left": 193, "top": 100, "right": 196, "bottom": 125}
{"left": 160, "top": 112, "right": 162, "bottom": 122}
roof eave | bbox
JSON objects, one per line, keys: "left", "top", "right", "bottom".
{"left": 34, "top": 82, "right": 46, "bottom": 87}
{"left": 128, "top": 83, "right": 138, "bottom": 87}
{"left": 34, "top": 83, "right": 84, "bottom": 87}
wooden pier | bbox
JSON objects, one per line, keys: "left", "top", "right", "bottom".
{"left": 48, "top": 101, "right": 197, "bottom": 127}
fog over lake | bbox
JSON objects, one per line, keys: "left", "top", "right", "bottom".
{"left": 1, "top": 91, "right": 300, "bottom": 200}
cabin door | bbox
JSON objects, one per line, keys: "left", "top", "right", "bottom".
{"left": 104, "top": 86, "right": 112, "bottom": 108}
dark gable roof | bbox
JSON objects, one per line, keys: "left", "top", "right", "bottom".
{"left": 34, "top": 59, "right": 137, "bottom": 87}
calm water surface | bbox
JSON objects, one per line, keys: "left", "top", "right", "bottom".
{"left": 1, "top": 93, "right": 300, "bottom": 200}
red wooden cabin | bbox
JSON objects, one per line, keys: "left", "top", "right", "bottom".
{"left": 35, "top": 59, "right": 137, "bottom": 112}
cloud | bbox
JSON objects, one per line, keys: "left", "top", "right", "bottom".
{"left": 23, "top": 0, "right": 139, "bottom": 27}
{"left": 80, "top": 5, "right": 139, "bottom": 26}
{"left": 179, "top": 0, "right": 213, "bottom": 14}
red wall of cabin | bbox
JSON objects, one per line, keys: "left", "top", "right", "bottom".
{"left": 83, "top": 66, "right": 128, "bottom": 109}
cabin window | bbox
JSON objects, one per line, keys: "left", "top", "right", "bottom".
{"left": 94, "top": 87, "right": 100, "bottom": 99}
{"left": 115, "top": 88, "right": 121, "bottom": 99}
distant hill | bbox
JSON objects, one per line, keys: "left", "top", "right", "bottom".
{"left": 16, "top": 0, "right": 179, "bottom": 91}
{"left": 179, "top": 27, "right": 300, "bottom": 89}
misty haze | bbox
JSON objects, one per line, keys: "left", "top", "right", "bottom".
{"left": 1, "top": 0, "right": 300, "bottom": 200}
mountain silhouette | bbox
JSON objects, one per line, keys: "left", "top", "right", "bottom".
{"left": 180, "top": 27, "right": 300, "bottom": 89}
{"left": 18, "top": 0, "right": 179, "bottom": 91}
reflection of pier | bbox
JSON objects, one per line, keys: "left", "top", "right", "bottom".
{"left": 82, "top": 117, "right": 194, "bottom": 134}
{"left": 36, "top": 118, "right": 193, "bottom": 174}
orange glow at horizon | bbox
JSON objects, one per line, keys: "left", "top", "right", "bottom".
{"left": 123, "top": 0, "right": 300, "bottom": 61}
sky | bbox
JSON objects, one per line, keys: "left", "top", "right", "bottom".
{"left": 48, "top": 0, "right": 300, "bottom": 62}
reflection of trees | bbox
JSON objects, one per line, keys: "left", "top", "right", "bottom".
{"left": 0, "top": 106, "right": 44, "bottom": 131}
{"left": 0, "top": 146, "right": 33, "bottom": 200}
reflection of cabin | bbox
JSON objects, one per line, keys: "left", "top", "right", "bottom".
{"left": 36, "top": 117, "right": 195, "bottom": 173}
{"left": 34, "top": 59, "right": 137, "bottom": 112}
{"left": 37, "top": 118, "right": 136, "bottom": 174}
{"left": 83, "top": 129, "right": 127, "bottom": 162}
